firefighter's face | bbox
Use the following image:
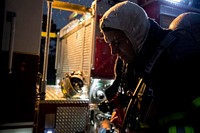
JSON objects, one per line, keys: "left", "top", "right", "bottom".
{"left": 103, "top": 30, "right": 135, "bottom": 63}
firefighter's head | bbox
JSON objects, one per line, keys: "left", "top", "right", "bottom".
{"left": 99, "top": 1, "right": 150, "bottom": 63}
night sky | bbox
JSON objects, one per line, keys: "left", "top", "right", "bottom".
{"left": 43, "top": 0, "right": 94, "bottom": 29}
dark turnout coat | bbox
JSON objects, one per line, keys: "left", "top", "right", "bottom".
{"left": 105, "top": 14, "right": 200, "bottom": 132}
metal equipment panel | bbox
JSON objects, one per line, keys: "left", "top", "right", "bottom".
{"left": 34, "top": 86, "right": 89, "bottom": 133}
{"left": 55, "top": 106, "right": 88, "bottom": 133}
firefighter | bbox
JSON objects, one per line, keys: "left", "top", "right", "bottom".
{"left": 98, "top": 1, "right": 200, "bottom": 133}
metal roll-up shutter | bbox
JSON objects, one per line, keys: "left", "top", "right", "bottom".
{"left": 60, "top": 16, "right": 93, "bottom": 85}
{"left": 82, "top": 18, "right": 93, "bottom": 85}
{"left": 62, "top": 27, "right": 84, "bottom": 73}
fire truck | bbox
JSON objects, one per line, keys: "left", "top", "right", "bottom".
{"left": 54, "top": 0, "right": 200, "bottom": 107}
{"left": 34, "top": 1, "right": 118, "bottom": 133}
{"left": 36, "top": 0, "right": 200, "bottom": 133}
{"left": 0, "top": 0, "right": 200, "bottom": 133}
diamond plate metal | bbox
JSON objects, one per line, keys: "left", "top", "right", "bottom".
{"left": 55, "top": 106, "right": 89, "bottom": 133}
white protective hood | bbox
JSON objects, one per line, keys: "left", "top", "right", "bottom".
{"left": 100, "top": 1, "right": 150, "bottom": 54}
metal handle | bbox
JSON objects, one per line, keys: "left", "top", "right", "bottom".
{"left": 40, "top": 0, "right": 53, "bottom": 100}
{"left": 7, "top": 11, "right": 16, "bottom": 74}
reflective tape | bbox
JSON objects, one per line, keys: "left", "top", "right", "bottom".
{"left": 184, "top": 126, "right": 194, "bottom": 133}
{"left": 159, "top": 112, "right": 186, "bottom": 125}
{"left": 168, "top": 126, "right": 176, "bottom": 133}
{"left": 192, "top": 96, "right": 200, "bottom": 108}
{"left": 168, "top": 126, "right": 194, "bottom": 133}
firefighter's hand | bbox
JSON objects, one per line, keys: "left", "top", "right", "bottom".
{"left": 100, "top": 119, "right": 110, "bottom": 130}
{"left": 110, "top": 107, "right": 125, "bottom": 128}
{"left": 110, "top": 111, "right": 118, "bottom": 123}
{"left": 110, "top": 110, "right": 123, "bottom": 129}
{"left": 98, "top": 119, "right": 111, "bottom": 133}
